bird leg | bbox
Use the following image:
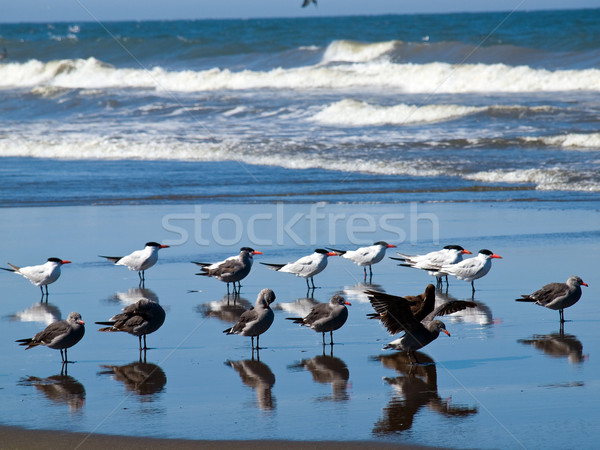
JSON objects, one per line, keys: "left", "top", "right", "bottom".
{"left": 330, "top": 330, "right": 334, "bottom": 345}
{"left": 407, "top": 351, "right": 421, "bottom": 365}
{"left": 471, "top": 281, "right": 476, "bottom": 295}
{"left": 559, "top": 309, "right": 565, "bottom": 323}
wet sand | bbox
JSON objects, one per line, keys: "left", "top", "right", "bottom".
{"left": 0, "top": 202, "right": 598, "bottom": 448}
{"left": 0, "top": 425, "right": 423, "bottom": 449}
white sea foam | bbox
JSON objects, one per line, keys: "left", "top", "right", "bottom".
{"left": 0, "top": 134, "right": 447, "bottom": 179}
{"left": 465, "top": 168, "right": 600, "bottom": 192}
{"left": 310, "top": 99, "right": 485, "bottom": 126}
{"left": 2, "top": 57, "right": 600, "bottom": 93}
{"left": 526, "top": 133, "right": 600, "bottom": 149}
{"left": 320, "top": 39, "right": 398, "bottom": 63}
{"left": 5, "top": 134, "right": 598, "bottom": 192}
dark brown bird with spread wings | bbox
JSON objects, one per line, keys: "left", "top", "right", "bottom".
{"left": 366, "top": 284, "right": 477, "bottom": 335}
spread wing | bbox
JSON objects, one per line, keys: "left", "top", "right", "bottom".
{"left": 365, "top": 290, "right": 420, "bottom": 335}
{"left": 424, "top": 300, "right": 478, "bottom": 322}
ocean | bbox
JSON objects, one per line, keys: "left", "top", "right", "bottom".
{"left": 1, "top": 9, "right": 599, "bottom": 205}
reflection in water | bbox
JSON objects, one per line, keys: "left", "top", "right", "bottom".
{"left": 290, "top": 350, "right": 350, "bottom": 402}
{"left": 108, "top": 287, "right": 160, "bottom": 305}
{"left": 98, "top": 360, "right": 167, "bottom": 397}
{"left": 226, "top": 358, "right": 276, "bottom": 411}
{"left": 8, "top": 301, "right": 61, "bottom": 325}
{"left": 373, "top": 351, "right": 478, "bottom": 436}
{"left": 196, "top": 293, "right": 252, "bottom": 323}
{"left": 273, "top": 295, "right": 319, "bottom": 317}
{"left": 435, "top": 290, "right": 494, "bottom": 326}
{"left": 518, "top": 331, "right": 587, "bottom": 364}
{"left": 342, "top": 282, "right": 384, "bottom": 304}
{"left": 19, "top": 371, "right": 85, "bottom": 412}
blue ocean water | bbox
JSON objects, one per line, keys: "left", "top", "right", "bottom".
{"left": 0, "top": 9, "right": 600, "bottom": 205}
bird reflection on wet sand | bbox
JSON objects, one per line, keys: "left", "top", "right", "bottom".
{"left": 196, "top": 293, "right": 252, "bottom": 323}
{"left": 289, "top": 348, "right": 350, "bottom": 402}
{"left": 518, "top": 330, "right": 587, "bottom": 364}
{"left": 98, "top": 358, "right": 167, "bottom": 397}
{"left": 108, "top": 286, "right": 160, "bottom": 305}
{"left": 272, "top": 295, "right": 319, "bottom": 317}
{"left": 226, "top": 358, "right": 276, "bottom": 410}
{"left": 342, "top": 282, "right": 385, "bottom": 305}
{"left": 435, "top": 289, "right": 494, "bottom": 327}
{"left": 8, "top": 301, "right": 61, "bottom": 325}
{"left": 373, "top": 351, "right": 478, "bottom": 436}
{"left": 19, "top": 371, "right": 85, "bottom": 412}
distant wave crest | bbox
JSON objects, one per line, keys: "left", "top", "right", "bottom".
{"left": 310, "top": 99, "right": 485, "bottom": 125}
{"left": 465, "top": 167, "right": 600, "bottom": 192}
{"left": 320, "top": 39, "right": 399, "bottom": 63}
{"left": 2, "top": 57, "right": 600, "bottom": 93}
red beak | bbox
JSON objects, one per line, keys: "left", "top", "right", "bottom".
{"left": 61, "top": 260, "right": 72, "bottom": 264}
{"left": 443, "top": 329, "right": 451, "bottom": 336}
{"left": 252, "top": 251, "right": 263, "bottom": 255}
{"left": 344, "top": 301, "right": 352, "bottom": 306}
{"left": 160, "top": 245, "right": 169, "bottom": 249}
{"left": 491, "top": 254, "right": 502, "bottom": 259}
{"left": 582, "top": 282, "right": 589, "bottom": 287}
{"left": 327, "top": 252, "right": 338, "bottom": 257}
{"left": 386, "top": 244, "right": 397, "bottom": 248}
{"left": 462, "top": 250, "right": 472, "bottom": 254}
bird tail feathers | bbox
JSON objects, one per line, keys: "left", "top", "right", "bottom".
{"left": 2, "top": 262, "right": 20, "bottom": 272}
{"left": 260, "top": 262, "right": 286, "bottom": 271}
{"left": 285, "top": 317, "right": 304, "bottom": 324}
{"left": 515, "top": 296, "right": 536, "bottom": 302}
{"left": 99, "top": 255, "right": 122, "bottom": 264}
{"left": 325, "top": 247, "right": 346, "bottom": 256}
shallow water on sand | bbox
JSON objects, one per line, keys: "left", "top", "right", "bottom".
{"left": 0, "top": 202, "right": 598, "bottom": 448}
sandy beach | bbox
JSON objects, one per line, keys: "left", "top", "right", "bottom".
{"left": 0, "top": 201, "right": 598, "bottom": 448}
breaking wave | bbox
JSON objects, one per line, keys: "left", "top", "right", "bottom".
{"left": 2, "top": 57, "right": 600, "bottom": 93}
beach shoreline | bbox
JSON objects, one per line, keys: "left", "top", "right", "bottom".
{"left": 0, "top": 425, "right": 427, "bottom": 449}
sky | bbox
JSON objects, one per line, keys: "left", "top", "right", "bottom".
{"left": 1, "top": 0, "right": 599, "bottom": 23}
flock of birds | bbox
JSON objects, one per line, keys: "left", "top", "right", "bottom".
{"left": 2, "top": 241, "right": 588, "bottom": 365}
